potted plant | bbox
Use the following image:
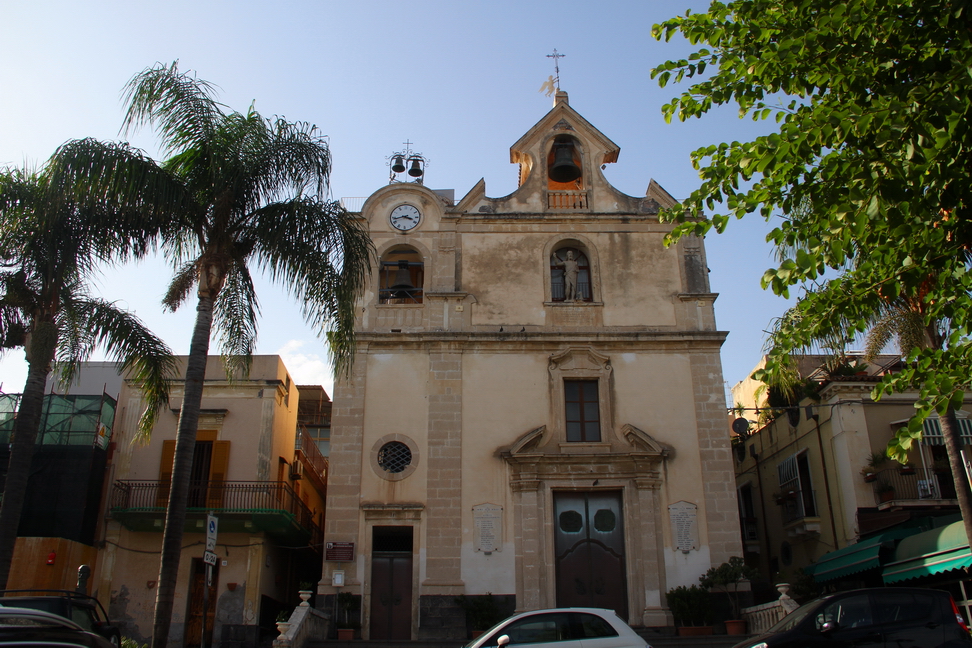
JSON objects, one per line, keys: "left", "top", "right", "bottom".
{"left": 275, "top": 610, "right": 291, "bottom": 638}
{"left": 666, "top": 585, "right": 712, "bottom": 635}
{"left": 899, "top": 462, "right": 917, "bottom": 476}
{"left": 877, "top": 480, "right": 895, "bottom": 502}
{"left": 455, "top": 593, "right": 504, "bottom": 638}
{"left": 336, "top": 591, "right": 360, "bottom": 640}
{"left": 699, "top": 556, "right": 758, "bottom": 634}
{"left": 861, "top": 452, "right": 887, "bottom": 482}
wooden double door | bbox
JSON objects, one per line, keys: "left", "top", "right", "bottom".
{"left": 554, "top": 491, "right": 628, "bottom": 620}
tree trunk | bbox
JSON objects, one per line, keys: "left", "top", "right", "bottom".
{"left": 0, "top": 346, "right": 53, "bottom": 589}
{"left": 151, "top": 293, "right": 215, "bottom": 648}
{"left": 939, "top": 407, "right": 972, "bottom": 548}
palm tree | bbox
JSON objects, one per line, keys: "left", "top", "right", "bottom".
{"left": 58, "top": 62, "right": 373, "bottom": 648}
{"left": 0, "top": 166, "right": 174, "bottom": 589}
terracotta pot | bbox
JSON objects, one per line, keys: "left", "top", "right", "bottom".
{"left": 879, "top": 489, "right": 895, "bottom": 503}
{"left": 337, "top": 628, "right": 355, "bottom": 641}
{"left": 725, "top": 619, "right": 747, "bottom": 635}
{"left": 863, "top": 473, "right": 877, "bottom": 483}
{"left": 677, "top": 626, "right": 713, "bottom": 636}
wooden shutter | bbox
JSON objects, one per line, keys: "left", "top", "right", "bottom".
{"left": 207, "top": 440, "right": 230, "bottom": 509}
{"left": 157, "top": 440, "right": 177, "bottom": 507}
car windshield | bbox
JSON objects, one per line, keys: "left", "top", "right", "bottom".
{"left": 764, "top": 598, "right": 826, "bottom": 633}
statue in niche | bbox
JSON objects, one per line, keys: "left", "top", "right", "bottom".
{"left": 552, "top": 250, "right": 579, "bottom": 302}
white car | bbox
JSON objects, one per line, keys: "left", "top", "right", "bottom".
{"left": 463, "top": 607, "right": 653, "bottom": 648}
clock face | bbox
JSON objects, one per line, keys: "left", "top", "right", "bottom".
{"left": 390, "top": 204, "right": 421, "bottom": 231}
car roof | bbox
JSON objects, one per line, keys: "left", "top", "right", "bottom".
{"left": 0, "top": 606, "right": 85, "bottom": 630}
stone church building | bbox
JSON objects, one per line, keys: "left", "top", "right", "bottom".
{"left": 321, "top": 91, "right": 742, "bottom": 640}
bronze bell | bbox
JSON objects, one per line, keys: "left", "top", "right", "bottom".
{"left": 389, "top": 261, "right": 414, "bottom": 298}
{"left": 549, "top": 141, "right": 581, "bottom": 183}
{"left": 407, "top": 157, "right": 424, "bottom": 177}
{"left": 391, "top": 155, "right": 406, "bottom": 173}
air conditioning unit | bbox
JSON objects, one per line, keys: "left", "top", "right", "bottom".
{"left": 289, "top": 461, "right": 303, "bottom": 480}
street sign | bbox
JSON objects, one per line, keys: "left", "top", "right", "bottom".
{"left": 206, "top": 514, "right": 218, "bottom": 553}
{"left": 203, "top": 550, "right": 218, "bottom": 566}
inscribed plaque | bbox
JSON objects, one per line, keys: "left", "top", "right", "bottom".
{"left": 473, "top": 503, "right": 503, "bottom": 552}
{"left": 668, "top": 501, "right": 698, "bottom": 552}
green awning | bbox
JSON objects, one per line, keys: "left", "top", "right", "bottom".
{"left": 883, "top": 521, "right": 972, "bottom": 584}
{"left": 812, "top": 527, "right": 921, "bottom": 582}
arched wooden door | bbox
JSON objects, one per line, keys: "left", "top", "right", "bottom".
{"left": 554, "top": 491, "right": 627, "bottom": 620}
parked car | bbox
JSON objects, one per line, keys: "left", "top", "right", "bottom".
{"left": 463, "top": 607, "right": 652, "bottom": 648}
{"left": 0, "top": 606, "right": 114, "bottom": 647}
{"left": 731, "top": 587, "right": 972, "bottom": 648}
{"left": 0, "top": 590, "right": 121, "bottom": 648}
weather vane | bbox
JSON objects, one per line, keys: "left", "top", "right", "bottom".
{"left": 539, "top": 48, "right": 565, "bottom": 97}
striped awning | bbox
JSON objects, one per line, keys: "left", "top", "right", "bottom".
{"left": 811, "top": 527, "right": 922, "bottom": 582}
{"left": 921, "top": 417, "right": 972, "bottom": 446}
{"left": 883, "top": 521, "right": 972, "bottom": 584}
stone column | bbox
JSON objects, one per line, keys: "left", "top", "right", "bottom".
{"left": 322, "top": 353, "right": 368, "bottom": 588}
{"left": 691, "top": 351, "right": 744, "bottom": 564}
{"left": 422, "top": 349, "right": 464, "bottom": 594}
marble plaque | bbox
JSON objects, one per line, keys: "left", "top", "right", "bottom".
{"left": 473, "top": 503, "right": 503, "bottom": 552}
{"left": 668, "top": 501, "right": 698, "bottom": 552}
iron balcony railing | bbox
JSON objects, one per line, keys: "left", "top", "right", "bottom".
{"left": 295, "top": 427, "right": 328, "bottom": 478}
{"left": 780, "top": 488, "right": 818, "bottom": 524}
{"left": 111, "top": 480, "right": 321, "bottom": 544}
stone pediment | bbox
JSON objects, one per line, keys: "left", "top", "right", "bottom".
{"left": 510, "top": 92, "right": 620, "bottom": 168}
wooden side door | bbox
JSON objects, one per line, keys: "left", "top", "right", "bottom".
{"left": 184, "top": 558, "right": 218, "bottom": 647}
{"left": 369, "top": 552, "right": 412, "bottom": 639}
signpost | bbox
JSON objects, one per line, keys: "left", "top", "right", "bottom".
{"left": 201, "top": 513, "right": 218, "bottom": 648}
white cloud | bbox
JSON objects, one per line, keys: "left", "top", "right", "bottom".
{"left": 277, "top": 340, "right": 335, "bottom": 398}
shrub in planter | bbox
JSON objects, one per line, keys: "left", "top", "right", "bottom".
{"left": 699, "top": 556, "right": 758, "bottom": 621}
{"left": 666, "top": 585, "right": 712, "bottom": 627}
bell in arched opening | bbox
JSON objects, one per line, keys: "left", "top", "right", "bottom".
{"left": 548, "top": 136, "right": 581, "bottom": 184}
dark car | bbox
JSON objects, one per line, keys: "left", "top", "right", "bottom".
{"left": 732, "top": 587, "right": 972, "bottom": 648}
{"left": 0, "top": 590, "right": 120, "bottom": 648}
{"left": 0, "top": 606, "right": 114, "bottom": 647}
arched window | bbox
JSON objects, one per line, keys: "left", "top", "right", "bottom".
{"left": 550, "top": 247, "right": 591, "bottom": 302}
{"left": 378, "top": 247, "right": 424, "bottom": 304}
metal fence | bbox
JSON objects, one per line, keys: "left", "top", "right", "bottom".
{"left": 111, "top": 480, "right": 321, "bottom": 542}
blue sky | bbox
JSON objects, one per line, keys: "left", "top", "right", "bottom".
{"left": 0, "top": 0, "right": 797, "bottom": 402}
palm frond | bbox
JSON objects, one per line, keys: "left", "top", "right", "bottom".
{"left": 121, "top": 61, "right": 225, "bottom": 157}
{"left": 247, "top": 198, "right": 373, "bottom": 374}
{"left": 213, "top": 260, "right": 258, "bottom": 379}
{"left": 58, "top": 297, "right": 175, "bottom": 441}
{"left": 163, "top": 262, "right": 199, "bottom": 312}
{"left": 47, "top": 139, "right": 196, "bottom": 254}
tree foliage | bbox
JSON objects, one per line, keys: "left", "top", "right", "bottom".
{"left": 56, "top": 62, "right": 373, "bottom": 648}
{"left": 651, "top": 0, "right": 972, "bottom": 458}
{"left": 0, "top": 166, "right": 174, "bottom": 588}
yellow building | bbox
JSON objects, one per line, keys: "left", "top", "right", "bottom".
{"left": 97, "top": 356, "right": 328, "bottom": 647}
{"left": 322, "top": 92, "right": 743, "bottom": 640}
{"left": 730, "top": 355, "right": 966, "bottom": 600}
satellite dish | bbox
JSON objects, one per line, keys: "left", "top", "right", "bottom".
{"left": 731, "top": 417, "right": 750, "bottom": 436}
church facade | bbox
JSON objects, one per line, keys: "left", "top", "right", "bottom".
{"left": 321, "top": 91, "right": 741, "bottom": 640}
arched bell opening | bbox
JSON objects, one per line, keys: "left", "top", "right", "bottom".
{"left": 546, "top": 135, "right": 583, "bottom": 190}
{"left": 378, "top": 247, "right": 424, "bottom": 304}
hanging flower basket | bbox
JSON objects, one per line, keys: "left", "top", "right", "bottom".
{"left": 899, "top": 464, "right": 917, "bottom": 476}
{"left": 863, "top": 472, "right": 877, "bottom": 483}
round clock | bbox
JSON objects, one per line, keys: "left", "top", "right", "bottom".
{"left": 390, "top": 204, "right": 422, "bottom": 231}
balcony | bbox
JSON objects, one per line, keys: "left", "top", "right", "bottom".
{"left": 872, "top": 466, "right": 957, "bottom": 509}
{"left": 110, "top": 480, "right": 322, "bottom": 549}
{"left": 779, "top": 488, "right": 821, "bottom": 538}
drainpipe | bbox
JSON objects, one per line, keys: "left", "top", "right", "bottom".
{"left": 809, "top": 406, "right": 840, "bottom": 548}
